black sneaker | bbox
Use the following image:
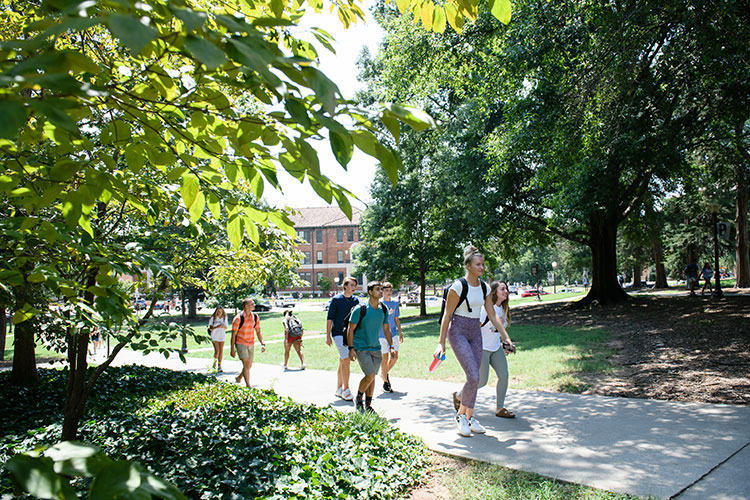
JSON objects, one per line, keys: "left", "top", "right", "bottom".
{"left": 365, "top": 404, "right": 376, "bottom": 414}
{"left": 355, "top": 400, "right": 365, "bottom": 413}
{"left": 383, "top": 380, "right": 393, "bottom": 393}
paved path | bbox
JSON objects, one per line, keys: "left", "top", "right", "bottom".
{"left": 105, "top": 350, "right": 749, "bottom": 500}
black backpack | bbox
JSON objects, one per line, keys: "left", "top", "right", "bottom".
{"left": 437, "top": 278, "right": 488, "bottom": 325}
{"left": 237, "top": 312, "right": 259, "bottom": 331}
{"left": 285, "top": 315, "right": 303, "bottom": 338}
{"left": 342, "top": 302, "right": 389, "bottom": 346}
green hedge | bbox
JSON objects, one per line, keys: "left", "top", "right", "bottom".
{"left": 0, "top": 367, "right": 428, "bottom": 499}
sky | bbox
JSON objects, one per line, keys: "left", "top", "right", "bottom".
{"left": 262, "top": 2, "right": 385, "bottom": 210}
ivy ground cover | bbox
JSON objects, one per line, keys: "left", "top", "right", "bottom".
{"left": 0, "top": 366, "right": 428, "bottom": 499}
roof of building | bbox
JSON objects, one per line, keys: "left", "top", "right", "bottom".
{"left": 288, "top": 206, "right": 362, "bottom": 229}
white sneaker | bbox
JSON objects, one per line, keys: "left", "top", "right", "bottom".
{"left": 456, "top": 414, "right": 471, "bottom": 437}
{"left": 469, "top": 417, "right": 486, "bottom": 434}
{"left": 341, "top": 388, "right": 354, "bottom": 401}
{"left": 335, "top": 387, "right": 343, "bottom": 398}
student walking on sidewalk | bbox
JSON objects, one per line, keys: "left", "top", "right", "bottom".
{"left": 230, "top": 298, "right": 265, "bottom": 387}
{"left": 435, "top": 246, "right": 511, "bottom": 437}
{"left": 347, "top": 281, "right": 394, "bottom": 413}
{"left": 326, "top": 276, "right": 359, "bottom": 401}
{"left": 379, "top": 282, "right": 403, "bottom": 393}
{"left": 455, "top": 281, "right": 516, "bottom": 418}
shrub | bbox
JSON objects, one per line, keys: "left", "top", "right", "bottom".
{"left": 1, "top": 367, "right": 428, "bottom": 499}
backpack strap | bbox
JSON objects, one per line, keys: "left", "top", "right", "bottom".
{"left": 354, "top": 303, "right": 368, "bottom": 331}
{"left": 458, "top": 277, "right": 471, "bottom": 312}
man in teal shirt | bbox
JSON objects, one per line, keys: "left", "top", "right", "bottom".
{"left": 347, "top": 281, "right": 394, "bottom": 413}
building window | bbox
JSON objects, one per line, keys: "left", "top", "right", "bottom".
{"left": 347, "top": 229, "right": 354, "bottom": 242}
{"left": 337, "top": 250, "right": 344, "bottom": 263}
{"left": 299, "top": 272, "right": 311, "bottom": 283}
{"left": 338, "top": 272, "right": 344, "bottom": 284}
{"left": 316, "top": 230, "right": 322, "bottom": 243}
{"left": 316, "top": 251, "right": 323, "bottom": 264}
{"left": 302, "top": 252, "right": 310, "bottom": 265}
{"left": 316, "top": 272, "right": 323, "bottom": 284}
{"left": 337, "top": 229, "right": 343, "bottom": 243}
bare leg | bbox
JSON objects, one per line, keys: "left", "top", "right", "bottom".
{"left": 380, "top": 353, "right": 389, "bottom": 382}
{"left": 283, "top": 342, "right": 291, "bottom": 367}
{"left": 338, "top": 358, "right": 351, "bottom": 390}
{"left": 359, "top": 373, "right": 376, "bottom": 397}
{"left": 293, "top": 341, "right": 304, "bottom": 367}
{"left": 240, "top": 358, "right": 252, "bottom": 387}
{"left": 216, "top": 341, "right": 224, "bottom": 370}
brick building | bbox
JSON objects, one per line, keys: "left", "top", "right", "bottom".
{"left": 285, "top": 207, "right": 365, "bottom": 296}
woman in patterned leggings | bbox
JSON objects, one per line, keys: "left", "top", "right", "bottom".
{"left": 434, "top": 246, "right": 516, "bottom": 437}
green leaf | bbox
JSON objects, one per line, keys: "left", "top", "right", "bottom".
{"left": 227, "top": 214, "right": 242, "bottom": 249}
{"left": 46, "top": 442, "right": 111, "bottom": 478}
{"left": 171, "top": 7, "right": 207, "bottom": 32}
{"left": 381, "top": 114, "right": 400, "bottom": 144}
{"left": 89, "top": 461, "right": 144, "bottom": 499}
{"left": 49, "top": 160, "right": 80, "bottom": 182}
{"left": 489, "top": 0, "right": 512, "bottom": 24}
{"left": 124, "top": 144, "right": 146, "bottom": 172}
{"left": 107, "top": 14, "right": 158, "bottom": 55}
{"left": 330, "top": 130, "right": 353, "bottom": 167}
{"left": 433, "top": 6, "right": 447, "bottom": 33}
{"left": 5, "top": 455, "right": 78, "bottom": 500}
{"left": 384, "top": 103, "right": 435, "bottom": 131}
{"left": 206, "top": 192, "right": 221, "bottom": 219}
{"left": 285, "top": 98, "right": 311, "bottom": 129}
{"left": 184, "top": 36, "right": 227, "bottom": 70}
{"left": 302, "top": 68, "right": 339, "bottom": 115}
{"left": 29, "top": 100, "right": 79, "bottom": 135}
{"left": 180, "top": 174, "right": 200, "bottom": 209}
{"left": 189, "top": 191, "right": 205, "bottom": 222}
{"left": 0, "top": 100, "right": 27, "bottom": 139}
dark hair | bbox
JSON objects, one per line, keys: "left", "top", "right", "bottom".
{"left": 343, "top": 276, "right": 358, "bottom": 287}
{"left": 242, "top": 298, "right": 254, "bottom": 307}
{"left": 284, "top": 310, "right": 294, "bottom": 318}
{"left": 464, "top": 245, "right": 483, "bottom": 266}
{"left": 490, "top": 281, "right": 511, "bottom": 325}
{"left": 367, "top": 280, "right": 382, "bottom": 292}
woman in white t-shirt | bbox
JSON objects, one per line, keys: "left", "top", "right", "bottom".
{"left": 435, "top": 246, "right": 516, "bottom": 437}
{"left": 457, "top": 281, "right": 515, "bottom": 418}
{"left": 208, "top": 307, "right": 229, "bottom": 372}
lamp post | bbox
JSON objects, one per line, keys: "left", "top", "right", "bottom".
{"left": 710, "top": 203, "right": 724, "bottom": 298}
{"left": 552, "top": 261, "right": 557, "bottom": 294}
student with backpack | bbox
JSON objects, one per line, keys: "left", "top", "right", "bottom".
{"left": 454, "top": 281, "right": 516, "bottom": 419}
{"left": 435, "top": 246, "right": 514, "bottom": 437}
{"left": 347, "top": 281, "right": 394, "bottom": 413}
{"left": 230, "top": 298, "right": 265, "bottom": 387}
{"left": 282, "top": 309, "right": 305, "bottom": 370}
{"left": 326, "top": 276, "right": 359, "bottom": 401}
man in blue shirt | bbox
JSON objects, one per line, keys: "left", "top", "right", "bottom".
{"left": 348, "top": 281, "right": 394, "bottom": 413}
{"left": 326, "top": 276, "right": 359, "bottom": 401}
{"left": 379, "top": 282, "right": 403, "bottom": 393}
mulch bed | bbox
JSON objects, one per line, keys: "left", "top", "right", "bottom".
{"left": 513, "top": 291, "right": 750, "bottom": 405}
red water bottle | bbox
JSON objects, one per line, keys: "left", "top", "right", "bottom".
{"left": 428, "top": 353, "right": 446, "bottom": 372}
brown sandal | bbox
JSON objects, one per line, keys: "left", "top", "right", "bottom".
{"left": 496, "top": 408, "right": 516, "bottom": 418}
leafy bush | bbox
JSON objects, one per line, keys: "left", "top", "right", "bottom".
{"left": 1, "top": 367, "right": 428, "bottom": 499}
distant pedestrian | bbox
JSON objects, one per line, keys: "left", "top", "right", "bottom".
{"left": 89, "top": 327, "right": 101, "bottom": 356}
{"left": 230, "top": 298, "right": 265, "bottom": 387}
{"left": 347, "top": 281, "right": 393, "bottom": 413}
{"left": 684, "top": 259, "right": 699, "bottom": 296}
{"left": 208, "top": 306, "right": 229, "bottom": 372}
{"left": 701, "top": 263, "right": 714, "bottom": 296}
{"left": 326, "top": 276, "right": 359, "bottom": 401}
{"left": 282, "top": 310, "right": 305, "bottom": 370}
{"left": 379, "top": 282, "right": 403, "bottom": 393}
{"left": 435, "top": 245, "right": 512, "bottom": 437}
{"left": 455, "top": 281, "right": 516, "bottom": 418}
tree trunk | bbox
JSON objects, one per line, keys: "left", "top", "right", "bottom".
{"left": 62, "top": 270, "right": 97, "bottom": 441}
{"left": 632, "top": 264, "right": 643, "bottom": 289}
{"left": 734, "top": 160, "right": 750, "bottom": 288}
{"left": 10, "top": 318, "right": 37, "bottom": 386}
{"left": 419, "top": 260, "right": 427, "bottom": 316}
{"left": 0, "top": 307, "right": 6, "bottom": 361}
{"left": 188, "top": 296, "right": 198, "bottom": 319}
{"left": 579, "top": 211, "right": 630, "bottom": 306}
{"left": 652, "top": 238, "right": 669, "bottom": 288}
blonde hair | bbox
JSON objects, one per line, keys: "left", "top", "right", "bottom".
{"left": 463, "top": 245, "right": 483, "bottom": 266}
{"left": 211, "top": 307, "right": 225, "bottom": 322}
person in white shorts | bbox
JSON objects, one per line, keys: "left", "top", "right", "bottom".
{"left": 208, "top": 306, "right": 229, "bottom": 372}
{"left": 326, "top": 277, "right": 359, "bottom": 401}
{"left": 379, "top": 282, "right": 403, "bottom": 393}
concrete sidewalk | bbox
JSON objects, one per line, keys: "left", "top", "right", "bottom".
{"left": 109, "top": 350, "right": 750, "bottom": 500}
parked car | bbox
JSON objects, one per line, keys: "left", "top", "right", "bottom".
{"left": 275, "top": 294, "right": 297, "bottom": 308}
{"left": 520, "top": 289, "right": 550, "bottom": 298}
{"left": 254, "top": 300, "right": 272, "bottom": 312}
{"left": 134, "top": 298, "right": 146, "bottom": 310}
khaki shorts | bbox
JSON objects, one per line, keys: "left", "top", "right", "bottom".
{"left": 356, "top": 350, "right": 382, "bottom": 376}
{"left": 236, "top": 344, "right": 255, "bottom": 361}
